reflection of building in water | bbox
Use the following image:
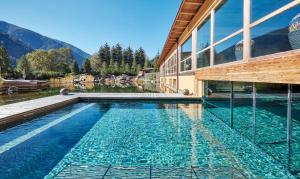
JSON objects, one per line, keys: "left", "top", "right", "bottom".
{"left": 159, "top": 1, "right": 300, "bottom": 176}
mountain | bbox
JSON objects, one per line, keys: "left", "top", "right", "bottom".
{"left": 0, "top": 33, "right": 33, "bottom": 67}
{"left": 0, "top": 21, "right": 90, "bottom": 67}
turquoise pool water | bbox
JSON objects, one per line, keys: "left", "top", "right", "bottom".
{"left": 0, "top": 101, "right": 295, "bottom": 178}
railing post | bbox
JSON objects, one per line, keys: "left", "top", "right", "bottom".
{"left": 243, "top": 0, "right": 251, "bottom": 62}
{"left": 230, "top": 81, "right": 234, "bottom": 128}
{"left": 253, "top": 82, "right": 256, "bottom": 143}
{"left": 210, "top": 9, "right": 215, "bottom": 66}
{"left": 287, "top": 84, "right": 292, "bottom": 169}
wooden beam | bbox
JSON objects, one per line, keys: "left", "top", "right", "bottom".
{"left": 185, "top": 2, "right": 203, "bottom": 6}
{"left": 176, "top": 19, "right": 191, "bottom": 23}
{"left": 180, "top": 11, "right": 195, "bottom": 15}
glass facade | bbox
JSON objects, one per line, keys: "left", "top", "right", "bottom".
{"left": 197, "top": 16, "right": 211, "bottom": 69}
{"left": 204, "top": 80, "right": 300, "bottom": 177}
{"left": 197, "top": 17, "right": 211, "bottom": 51}
{"left": 159, "top": 0, "right": 299, "bottom": 75}
{"left": 251, "top": 5, "right": 300, "bottom": 57}
{"left": 214, "top": 0, "right": 243, "bottom": 42}
{"left": 214, "top": 33, "right": 243, "bottom": 65}
{"left": 196, "top": 49, "right": 210, "bottom": 68}
{"left": 181, "top": 36, "right": 192, "bottom": 72}
{"left": 181, "top": 36, "right": 192, "bottom": 60}
{"left": 166, "top": 54, "right": 177, "bottom": 75}
{"left": 251, "top": 0, "right": 293, "bottom": 22}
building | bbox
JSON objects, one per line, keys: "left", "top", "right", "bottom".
{"left": 159, "top": 0, "right": 300, "bottom": 176}
{"left": 159, "top": 0, "right": 300, "bottom": 96}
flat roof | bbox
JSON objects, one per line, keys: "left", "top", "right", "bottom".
{"left": 158, "top": 0, "right": 204, "bottom": 65}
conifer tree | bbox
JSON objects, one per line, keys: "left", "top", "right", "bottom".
{"left": 124, "top": 63, "right": 130, "bottom": 74}
{"left": 98, "top": 43, "right": 111, "bottom": 65}
{"left": 71, "top": 60, "right": 79, "bottom": 75}
{"left": 131, "top": 58, "right": 137, "bottom": 75}
{"left": 111, "top": 43, "right": 122, "bottom": 64}
{"left": 0, "top": 47, "right": 11, "bottom": 77}
{"left": 83, "top": 59, "right": 92, "bottom": 74}
{"left": 123, "top": 47, "right": 134, "bottom": 67}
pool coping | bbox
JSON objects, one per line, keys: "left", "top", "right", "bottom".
{"left": 0, "top": 93, "right": 201, "bottom": 129}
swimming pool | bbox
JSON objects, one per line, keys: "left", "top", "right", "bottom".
{"left": 0, "top": 100, "right": 295, "bottom": 178}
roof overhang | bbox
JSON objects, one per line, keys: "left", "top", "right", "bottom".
{"left": 158, "top": 0, "right": 205, "bottom": 65}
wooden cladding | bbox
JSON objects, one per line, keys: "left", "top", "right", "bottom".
{"left": 158, "top": 0, "right": 204, "bottom": 65}
{"left": 195, "top": 51, "right": 300, "bottom": 84}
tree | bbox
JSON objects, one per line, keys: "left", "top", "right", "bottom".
{"left": 134, "top": 47, "right": 146, "bottom": 68}
{"left": 111, "top": 43, "right": 122, "bottom": 64}
{"left": 83, "top": 59, "right": 92, "bottom": 74}
{"left": 49, "top": 48, "right": 74, "bottom": 73}
{"left": 113, "top": 61, "right": 119, "bottom": 75}
{"left": 90, "top": 53, "right": 101, "bottom": 73}
{"left": 119, "top": 59, "right": 126, "bottom": 74}
{"left": 151, "top": 51, "right": 160, "bottom": 72}
{"left": 16, "top": 55, "right": 31, "bottom": 79}
{"left": 98, "top": 43, "right": 111, "bottom": 65}
{"left": 0, "top": 47, "right": 11, "bottom": 77}
{"left": 137, "top": 64, "right": 141, "bottom": 75}
{"left": 144, "top": 58, "right": 149, "bottom": 69}
{"left": 100, "top": 61, "right": 107, "bottom": 76}
{"left": 108, "top": 58, "right": 114, "bottom": 74}
{"left": 131, "top": 58, "right": 137, "bottom": 75}
{"left": 123, "top": 47, "right": 134, "bottom": 67}
{"left": 26, "top": 48, "right": 73, "bottom": 74}
{"left": 71, "top": 60, "right": 79, "bottom": 75}
{"left": 124, "top": 63, "right": 130, "bottom": 74}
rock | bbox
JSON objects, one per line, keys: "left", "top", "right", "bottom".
{"left": 181, "top": 89, "right": 190, "bottom": 96}
{"left": 60, "top": 88, "right": 69, "bottom": 95}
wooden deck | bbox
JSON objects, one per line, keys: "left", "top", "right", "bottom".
{"left": 0, "top": 93, "right": 201, "bottom": 129}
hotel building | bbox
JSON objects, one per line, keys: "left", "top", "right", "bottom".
{"left": 159, "top": 0, "right": 300, "bottom": 176}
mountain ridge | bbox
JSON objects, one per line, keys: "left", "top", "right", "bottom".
{"left": 0, "top": 20, "right": 91, "bottom": 67}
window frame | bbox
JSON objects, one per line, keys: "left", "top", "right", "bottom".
{"left": 180, "top": 35, "right": 193, "bottom": 72}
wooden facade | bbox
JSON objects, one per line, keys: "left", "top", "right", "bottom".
{"left": 195, "top": 51, "right": 300, "bottom": 84}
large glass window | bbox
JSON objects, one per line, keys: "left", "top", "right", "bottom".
{"left": 196, "top": 49, "right": 210, "bottom": 68}
{"left": 166, "top": 54, "right": 177, "bottom": 75}
{"left": 214, "top": 33, "right": 243, "bottom": 65}
{"left": 197, "top": 17, "right": 211, "bottom": 51}
{"left": 214, "top": 0, "right": 243, "bottom": 42}
{"left": 251, "top": 5, "right": 300, "bottom": 58}
{"left": 251, "top": 0, "right": 293, "bottom": 22}
{"left": 197, "top": 17, "right": 211, "bottom": 68}
{"left": 181, "top": 36, "right": 192, "bottom": 71}
{"left": 181, "top": 36, "right": 192, "bottom": 60}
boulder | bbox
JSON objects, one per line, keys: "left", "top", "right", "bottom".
{"left": 181, "top": 89, "right": 190, "bottom": 96}
{"left": 60, "top": 88, "right": 69, "bottom": 95}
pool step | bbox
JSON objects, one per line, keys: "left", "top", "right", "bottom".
{"left": 54, "top": 165, "right": 246, "bottom": 178}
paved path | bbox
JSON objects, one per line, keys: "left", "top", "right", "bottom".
{"left": 0, "top": 93, "right": 201, "bottom": 128}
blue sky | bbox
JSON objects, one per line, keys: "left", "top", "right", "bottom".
{"left": 0, "top": 0, "right": 181, "bottom": 58}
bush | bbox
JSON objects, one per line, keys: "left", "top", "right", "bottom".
{"left": 31, "top": 71, "right": 64, "bottom": 80}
